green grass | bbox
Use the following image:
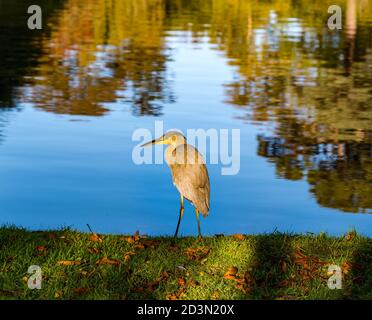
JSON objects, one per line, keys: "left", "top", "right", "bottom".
{"left": 0, "top": 227, "right": 371, "bottom": 300}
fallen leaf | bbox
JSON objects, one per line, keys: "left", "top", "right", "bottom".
{"left": 223, "top": 267, "right": 245, "bottom": 283}
{"left": 166, "top": 293, "right": 179, "bottom": 300}
{"left": 224, "top": 266, "right": 238, "bottom": 277}
{"left": 178, "top": 278, "right": 186, "bottom": 287}
{"left": 223, "top": 274, "right": 239, "bottom": 281}
{"left": 134, "top": 244, "right": 145, "bottom": 250}
{"left": 96, "top": 257, "right": 120, "bottom": 266}
{"left": 244, "top": 271, "right": 254, "bottom": 287}
{"left": 124, "top": 251, "right": 136, "bottom": 262}
{"left": 134, "top": 230, "right": 140, "bottom": 242}
{"left": 74, "top": 287, "right": 89, "bottom": 294}
{"left": 341, "top": 262, "right": 352, "bottom": 274}
{"left": 185, "top": 247, "right": 210, "bottom": 261}
{"left": 54, "top": 291, "right": 62, "bottom": 299}
{"left": 89, "top": 233, "right": 103, "bottom": 242}
{"left": 36, "top": 246, "right": 46, "bottom": 252}
{"left": 293, "top": 249, "right": 328, "bottom": 276}
{"left": 120, "top": 232, "right": 142, "bottom": 244}
{"left": 211, "top": 291, "right": 220, "bottom": 300}
{"left": 232, "top": 234, "right": 246, "bottom": 241}
{"left": 57, "top": 260, "right": 81, "bottom": 266}
{"left": 345, "top": 231, "right": 356, "bottom": 241}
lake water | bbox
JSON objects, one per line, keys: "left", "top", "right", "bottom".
{"left": 0, "top": 0, "right": 371, "bottom": 236}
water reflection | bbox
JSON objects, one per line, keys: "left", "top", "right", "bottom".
{"left": 22, "top": 0, "right": 174, "bottom": 116}
{"left": 258, "top": 136, "right": 371, "bottom": 213}
{"left": 0, "top": 0, "right": 371, "bottom": 226}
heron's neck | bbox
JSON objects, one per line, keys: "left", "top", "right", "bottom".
{"left": 165, "top": 142, "right": 185, "bottom": 166}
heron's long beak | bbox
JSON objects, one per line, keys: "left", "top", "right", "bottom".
{"left": 140, "top": 137, "right": 165, "bottom": 147}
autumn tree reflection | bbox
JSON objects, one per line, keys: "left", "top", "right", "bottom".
{"left": 202, "top": 0, "right": 372, "bottom": 214}
{"left": 24, "top": 0, "right": 173, "bottom": 116}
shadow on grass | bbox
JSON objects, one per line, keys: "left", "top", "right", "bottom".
{"left": 345, "top": 239, "right": 372, "bottom": 299}
{"left": 247, "top": 234, "right": 294, "bottom": 299}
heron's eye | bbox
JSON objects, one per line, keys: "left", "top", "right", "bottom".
{"left": 172, "top": 135, "right": 176, "bottom": 141}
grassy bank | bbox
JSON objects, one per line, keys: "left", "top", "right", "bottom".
{"left": 0, "top": 227, "right": 371, "bottom": 300}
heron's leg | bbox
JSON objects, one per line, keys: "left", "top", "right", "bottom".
{"left": 195, "top": 208, "right": 202, "bottom": 238}
{"left": 174, "top": 195, "right": 184, "bottom": 238}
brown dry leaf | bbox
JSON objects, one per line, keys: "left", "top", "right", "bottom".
{"left": 185, "top": 247, "right": 210, "bottom": 261}
{"left": 134, "top": 230, "right": 141, "bottom": 242}
{"left": 124, "top": 251, "right": 136, "bottom": 262}
{"left": 96, "top": 257, "right": 120, "bottom": 266}
{"left": 232, "top": 234, "right": 246, "bottom": 241}
{"left": 293, "top": 250, "right": 307, "bottom": 262}
{"left": 120, "top": 236, "right": 135, "bottom": 244}
{"left": 223, "top": 267, "right": 244, "bottom": 283}
{"left": 121, "top": 232, "right": 142, "bottom": 244}
{"left": 223, "top": 274, "right": 238, "bottom": 281}
{"left": 89, "top": 233, "right": 103, "bottom": 242}
{"left": 57, "top": 260, "right": 81, "bottom": 266}
{"left": 134, "top": 244, "right": 145, "bottom": 250}
{"left": 178, "top": 278, "right": 186, "bottom": 287}
{"left": 36, "top": 246, "right": 46, "bottom": 252}
{"left": 211, "top": 291, "right": 220, "bottom": 300}
{"left": 224, "top": 266, "right": 238, "bottom": 277}
{"left": 124, "top": 255, "right": 131, "bottom": 262}
{"left": 293, "top": 250, "right": 328, "bottom": 275}
{"left": 244, "top": 271, "right": 254, "bottom": 287}
{"left": 345, "top": 232, "right": 356, "bottom": 241}
{"left": 342, "top": 262, "right": 352, "bottom": 274}
{"left": 73, "top": 287, "right": 89, "bottom": 295}
{"left": 166, "top": 293, "right": 179, "bottom": 300}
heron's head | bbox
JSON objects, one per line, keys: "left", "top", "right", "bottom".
{"left": 141, "top": 130, "right": 186, "bottom": 148}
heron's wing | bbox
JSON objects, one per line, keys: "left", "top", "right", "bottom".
{"left": 170, "top": 144, "right": 210, "bottom": 216}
